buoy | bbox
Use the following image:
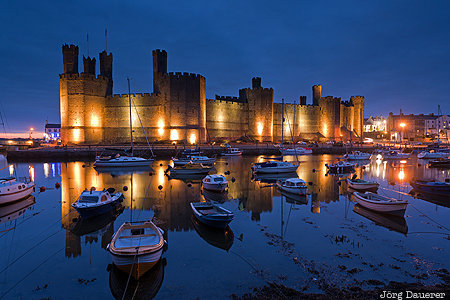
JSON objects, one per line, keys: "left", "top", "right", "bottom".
{"left": 187, "top": 183, "right": 192, "bottom": 187}
{"left": 312, "top": 169, "right": 316, "bottom": 173}
{"left": 55, "top": 182, "right": 60, "bottom": 189}
{"left": 39, "top": 186, "right": 46, "bottom": 192}
{"left": 231, "top": 177, "right": 236, "bottom": 182}
{"left": 82, "top": 164, "right": 85, "bottom": 168}
{"left": 158, "top": 185, "right": 163, "bottom": 190}
{"left": 225, "top": 162, "right": 228, "bottom": 165}
{"left": 160, "top": 163, "right": 163, "bottom": 166}
{"left": 362, "top": 166, "right": 366, "bottom": 169}
{"left": 123, "top": 186, "right": 128, "bottom": 191}
{"left": 308, "top": 182, "right": 313, "bottom": 186}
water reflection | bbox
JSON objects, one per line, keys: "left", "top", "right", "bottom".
{"left": 192, "top": 217, "right": 234, "bottom": 251}
{"left": 0, "top": 195, "right": 35, "bottom": 225}
{"left": 353, "top": 204, "right": 408, "bottom": 235}
{"left": 109, "top": 259, "right": 165, "bottom": 300}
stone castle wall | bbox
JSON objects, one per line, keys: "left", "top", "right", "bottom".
{"left": 60, "top": 44, "right": 365, "bottom": 144}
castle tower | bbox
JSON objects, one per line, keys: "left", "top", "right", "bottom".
{"left": 60, "top": 44, "right": 109, "bottom": 144}
{"left": 299, "top": 96, "right": 307, "bottom": 105}
{"left": 83, "top": 56, "right": 96, "bottom": 75}
{"left": 153, "top": 49, "right": 167, "bottom": 94}
{"left": 252, "top": 77, "right": 261, "bottom": 89}
{"left": 99, "top": 51, "right": 113, "bottom": 96}
{"left": 351, "top": 96, "right": 365, "bottom": 137}
{"left": 62, "top": 44, "right": 79, "bottom": 74}
{"left": 312, "top": 84, "right": 321, "bottom": 106}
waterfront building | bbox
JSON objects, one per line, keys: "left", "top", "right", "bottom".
{"left": 386, "top": 112, "right": 446, "bottom": 141}
{"left": 59, "top": 44, "right": 365, "bottom": 144}
{"left": 44, "top": 122, "right": 61, "bottom": 142}
{"left": 363, "top": 116, "right": 386, "bottom": 132}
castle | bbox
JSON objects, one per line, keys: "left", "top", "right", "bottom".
{"left": 60, "top": 44, "right": 364, "bottom": 144}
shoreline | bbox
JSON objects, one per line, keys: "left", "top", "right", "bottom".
{"left": 6, "top": 144, "right": 377, "bottom": 162}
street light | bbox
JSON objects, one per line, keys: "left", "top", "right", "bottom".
{"left": 29, "top": 127, "right": 34, "bottom": 139}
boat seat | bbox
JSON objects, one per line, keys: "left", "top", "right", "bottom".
{"left": 119, "top": 233, "right": 156, "bottom": 239}
{"left": 198, "top": 209, "right": 218, "bottom": 215}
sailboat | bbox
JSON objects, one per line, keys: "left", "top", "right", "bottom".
{"left": 94, "top": 78, "right": 154, "bottom": 168}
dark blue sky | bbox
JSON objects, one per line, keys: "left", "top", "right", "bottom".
{"left": 1, "top": 0, "right": 450, "bottom": 134}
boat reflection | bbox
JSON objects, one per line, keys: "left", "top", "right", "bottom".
{"left": 192, "top": 217, "right": 234, "bottom": 251}
{"left": 409, "top": 189, "right": 450, "bottom": 208}
{"left": 167, "top": 173, "right": 205, "bottom": 184}
{"left": 0, "top": 195, "right": 36, "bottom": 224}
{"left": 69, "top": 206, "right": 124, "bottom": 237}
{"left": 253, "top": 172, "right": 298, "bottom": 183}
{"left": 109, "top": 258, "right": 165, "bottom": 300}
{"left": 353, "top": 204, "right": 408, "bottom": 235}
{"left": 95, "top": 166, "right": 154, "bottom": 176}
{"left": 202, "top": 189, "right": 229, "bottom": 203}
{"left": 279, "top": 190, "right": 308, "bottom": 205}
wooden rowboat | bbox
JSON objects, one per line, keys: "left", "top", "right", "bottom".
{"left": 190, "top": 202, "right": 234, "bottom": 229}
{"left": 347, "top": 178, "right": 379, "bottom": 192}
{"left": 353, "top": 192, "right": 408, "bottom": 216}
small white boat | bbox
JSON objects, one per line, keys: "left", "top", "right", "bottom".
{"left": 94, "top": 155, "right": 153, "bottom": 168}
{"left": 190, "top": 202, "right": 234, "bottom": 229}
{"left": 347, "top": 178, "right": 379, "bottom": 191}
{"left": 325, "top": 161, "right": 356, "bottom": 173}
{"left": 202, "top": 175, "right": 228, "bottom": 192}
{"left": 0, "top": 177, "right": 35, "bottom": 205}
{"left": 166, "top": 162, "right": 213, "bottom": 175}
{"left": 342, "top": 151, "right": 371, "bottom": 160}
{"left": 172, "top": 155, "right": 215, "bottom": 166}
{"left": 108, "top": 221, "right": 165, "bottom": 279}
{"left": 71, "top": 188, "right": 124, "bottom": 218}
{"left": 252, "top": 161, "right": 298, "bottom": 174}
{"left": 353, "top": 191, "right": 408, "bottom": 216}
{"left": 221, "top": 148, "right": 243, "bottom": 156}
{"left": 280, "top": 147, "right": 312, "bottom": 155}
{"left": 417, "top": 150, "right": 448, "bottom": 159}
{"left": 276, "top": 178, "right": 307, "bottom": 195}
{"left": 376, "top": 150, "right": 411, "bottom": 160}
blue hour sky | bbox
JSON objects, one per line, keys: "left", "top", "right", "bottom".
{"left": 1, "top": 0, "right": 449, "bottom": 134}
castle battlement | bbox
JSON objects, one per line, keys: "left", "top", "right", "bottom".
{"left": 214, "top": 95, "right": 242, "bottom": 102}
{"left": 59, "top": 73, "right": 109, "bottom": 81}
{"left": 62, "top": 44, "right": 78, "bottom": 51}
{"left": 341, "top": 100, "right": 354, "bottom": 107}
{"left": 167, "top": 72, "right": 204, "bottom": 80}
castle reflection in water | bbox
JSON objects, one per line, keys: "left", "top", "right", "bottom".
{"left": 52, "top": 156, "right": 449, "bottom": 258}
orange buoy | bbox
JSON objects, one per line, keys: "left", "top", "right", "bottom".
{"left": 158, "top": 185, "right": 163, "bottom": 190}
{"left": 55, "top": 182, "right": 61, "bottom": 189}
{"left": 123, "top": 186, "right": 128, "bottom": 191}
{"left": 39, "top": 186, "right": 46, "bottom": 192}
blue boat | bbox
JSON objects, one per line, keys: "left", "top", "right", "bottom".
{"left": 190, "top": 202, "right": 234, "bottom": 229}
{"left": 72, "top": 188, "right": 124, "bottom": 218}
{"left": 410, "top": 180, "right": 450, "bottom": 198}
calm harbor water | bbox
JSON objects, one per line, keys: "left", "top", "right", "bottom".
{"left": 0, "top": 155, "right": 449, "bottom": 299}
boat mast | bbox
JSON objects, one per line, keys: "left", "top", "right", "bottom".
{"left": 128, "top": 78, "right": 133, "bottom": 157}
{"left": 281, "top": 99, "right": 284, "bottom": 146}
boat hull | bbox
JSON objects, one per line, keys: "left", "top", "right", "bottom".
{"left": 347, "top": 180, "right": 379, "bottom": 192}
{"left": 221, "top": 152, "right": 242, "bottom": 156}
{"left": 353, "top": 193, "right": 407, "bottom": 216}
{"left": 280, "top": 148, "right": 312, "bottom": 155}
{"left": 276, "top": 182, "right": 307, "bottom": 195}
{"left": 94, "top": 159, "right": 153, "bottom": 168}
{"left": 345, "top": 154, "right": 371, "bottom": 160}
{"left": 169, "top": 169, "right": 212, "bottom": 175}
{"left": 410, "top": 181, "right": 450, "bottom": 197}
{"left": 110, "top": 248, "right": 163, "bottom": 280}
{"left": 202, "top": 182, "right": 228, "bottom": 192}
{"left": 253, "top": 166, "right": 298, "bottom": 174}
{"left": 73, "top": 198, "right": 122, "bottom": 218}
{"left": 191, "top": 204, "right": 233, "bottom": 229}
{"left": 418, "top": 152, "right": 447, "bottom": 159}
{"left": 173, "top": 158, "right": 215, "bottom": 165}
{"left": 0, "top": 184, "right": 35, "bottom": 205}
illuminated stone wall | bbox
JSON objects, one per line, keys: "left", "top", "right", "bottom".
{"left": 60, "top": 44, "right": 364, "bottom": 144}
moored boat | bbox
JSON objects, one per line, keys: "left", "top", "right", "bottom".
{"left": 342, "top": 151, "right": 371, "bottom": 160}
{"left": 325, "top": 161, "right": 356, "bottom": 173}
{"left": 276, "top": 178, "right": 307, "bottom": 195}
{"left": 0, "top": 177, "right": 35, "bottom": 205}
{"left": 108, "top": 220, "right": 165, "bottom": 279}
{"left": 280, "top": 147, "right": 312, "bottom": 156}
{"left": 417, "top": 150, "right": 448, "bottom": 159}
{"left": 252, "top": 161, "right": 298, "bottom": 174}
{"left": 190, "top": 202, "right": 234, "bottom": 229}
{"left": 377, "top": 150, "right": 411, "bottom": 160}
{"left": 353, "top": 191, "right": 408, "bottom": 216}
{"left": 71, "top": 188, "right": 124, "bottom": 218}
{"left": 409, "top": 179, "right": 450, "bottom": 198}
{"left": 94, "top": 155, "right": 154, "bottom": 168}
{"left": 428, "top": 158, "right": 450, "bottom": 168}
{"left": 165, "top": 162, "right": 213, "bottom": 175}
{"left": 172, "top": 155, "right": 216, "bottom": 166}
{"left": 202, "top": 174, "right": 228, "bottom": 192}
{"left": 347, "top": 178, "right": 380, "bottom": 192}
{"left": 221, "top": 147, "right": 243, "bottom": 156}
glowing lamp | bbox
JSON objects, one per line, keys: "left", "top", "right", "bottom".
{"left": 158, "top": 119, "right": 164, "bottom": 136}
{"left": 170, "top": 129, "right": 179, "bottom": 141}
{"left": 257, "top": 123, "right": 263, "bottom": 135}
{"left": 399, "top": 123, "right": 406, "bottom": 128}
{"left": 189, "top": 133, "right": 197, "bottom": 145}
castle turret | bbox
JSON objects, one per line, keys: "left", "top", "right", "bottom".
{"left": 312, "top": 84, "right": 321, "bottom": 106}
{"left": 252, "top": 77, "right": 261, "bottom": 89}
{"left": 152, "top": 49, "right": 167, "bottom": 94}
{"left": 299, "top": 96, "right": 307, "bottom": 105}
{"left": 99, "top": 51, "right": 113, "bottom": 96}
{"left": 62, "top": 44, "right": 79, "bottom": 74}
{"left": 83, "top": 56, "right": 96, "bottom": 75}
